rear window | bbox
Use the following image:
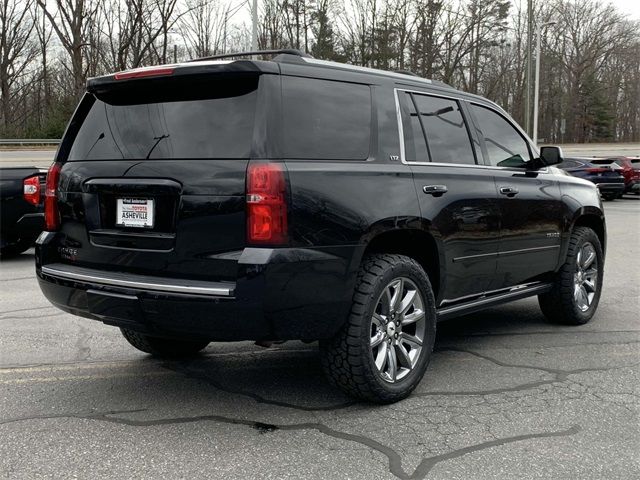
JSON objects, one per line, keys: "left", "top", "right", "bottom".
{"left": 67, "top": 77, "right": 258, "bottom": 160}
{"left": 282, "top": 77, "right": 371, "bottom": 160}
{"left": 592, "top": 159, "right": 622, "bottom": 169}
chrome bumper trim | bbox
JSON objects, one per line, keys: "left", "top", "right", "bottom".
{"left": 41, "top": 263, "right": 235, "bottom": 297}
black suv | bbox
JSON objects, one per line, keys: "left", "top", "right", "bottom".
{"left": 36, "top": 51, "right": 606, "bottom": 403}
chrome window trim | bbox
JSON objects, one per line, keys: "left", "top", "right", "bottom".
{"left": 393, "top": 87, "right": 549, "bottom": 174}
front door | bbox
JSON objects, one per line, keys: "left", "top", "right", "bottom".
{"left": 467, "top": 103, "right": 563, "bottom": 289}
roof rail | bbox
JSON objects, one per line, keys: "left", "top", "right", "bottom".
{"left": 393, "top": 69, "right": 420, "bottom": 77}
{"left": 188, "top": 49, "right": 313, "bottom": 62}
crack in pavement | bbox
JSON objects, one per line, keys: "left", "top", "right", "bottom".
{"left": 412, "top": 348, "right": 640, "bottom": 398}
{"left": 0, "top": 276, "right": 36, "bottom": 282}
{"left": 437, "top": 347, "right": 640, "bottom": 377}
{"left": 407, "top": 425, "right": 582, "bottom": 479}
{"left": 0, "top": 409, "right": 582, "bottom": 480}
{"left": 0, "top": 312, "right": 65, "bottom": 321}
{"left": 0, "top": 306, "right": 55, "bottom": 316}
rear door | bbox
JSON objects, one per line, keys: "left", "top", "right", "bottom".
{"left": 397, "top": 89, "right": 500, "bottom": 304}
{"left": 467, "top": 103, "right": 563, "bottom": 289}
{"left": 54, "top": 71, "right": 275, "bottom": 282}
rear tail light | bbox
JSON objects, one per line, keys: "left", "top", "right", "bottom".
{"left": 44, "top": 162, "right": 62, "bottom": 231}
{"left": 246, "top": 162, "right": 288, "bottom": 245}
{"left": 586, "top": 168, "right": 607, "bottom": 173}
{"left": 23, "top": 176, "right": 40, "bottom": 205}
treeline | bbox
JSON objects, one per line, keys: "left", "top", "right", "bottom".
{"left": 1, "top": 0, "right": 639, "bottom": 143}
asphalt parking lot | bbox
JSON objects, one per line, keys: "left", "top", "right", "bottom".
{"left": 1, "top": 198, "right": 638, "bottom": 479}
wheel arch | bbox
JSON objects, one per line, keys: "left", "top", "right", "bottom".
{"left": 571, "top": 211, "right": 606, "bottom": 255}
{"left": 359, "top": 227, "right": 442, "bottom": 301}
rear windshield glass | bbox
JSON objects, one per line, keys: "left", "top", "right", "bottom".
{"left": 67, "top": 76, "right": 258, "bottom": 160}
{"left": 282, "top": 77, "right": 371, "bottom": 160}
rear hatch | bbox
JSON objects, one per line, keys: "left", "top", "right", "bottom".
{"left": 587, "top": 159, "right": 625, "bottom": 183}
{"left": 51, "top": 63, "right": 276, "bottom": 282}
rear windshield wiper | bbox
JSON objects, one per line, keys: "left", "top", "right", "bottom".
{"left": 84, "top": 132, "right": 105, "bottom": 157}
{"left": 145, "top": 134, "right": 170, "bottom": 159}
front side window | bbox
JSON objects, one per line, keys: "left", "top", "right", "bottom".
{"left": 470, "top": 104, "right": 532, "bottom": 168}
{"left": 282, "top": 77, "right": 371, "bottom": 160}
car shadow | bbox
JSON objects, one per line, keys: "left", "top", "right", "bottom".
{"left": 77, "top": 299, "right": 553, "bottom": 412}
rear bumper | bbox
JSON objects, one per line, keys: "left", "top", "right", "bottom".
{"left": 594, "top": 182, "right": 625, "bottom": 192}
{"left": 36, "top": 233, "right": 360, "bottom": 341}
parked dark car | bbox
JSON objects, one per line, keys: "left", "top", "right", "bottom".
{"left": 557, "top": 157, "right": 625, "bottom": 200}
{"left": 611, "top": 156, "right": 640, "bottom": 194}
{"left": 0, "top": 167, "right": 46, "bottom": 256}
{"left": 36, "top": 51, "right": 606, "bottom": 403}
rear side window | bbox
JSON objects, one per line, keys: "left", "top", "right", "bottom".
{"left": 67, "top": 77, "right": 258, "bottom": 160}
{"left": 282, "top": 77, "right": 371, "bottom": 160}
{"left": 470, "top": 104, "right": 531, "bottom": 168}
{"left": 407, "top": 93, "right": 476, "bottom": 165}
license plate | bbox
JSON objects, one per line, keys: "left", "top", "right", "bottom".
{"left": 116, "top": 198, "right": 154, "bottom": 228}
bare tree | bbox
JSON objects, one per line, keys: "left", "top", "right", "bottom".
{"left": 179, "top": 0, "right": 230, "bottom": 58}
{"left": 36, "top": 0, "right": 100, "bottom": 99}
{"left": 0, "top": 0, "right": 38, "bottom": 132}
{"left": 2, "top": 0, "right": 638, "bottom": 142}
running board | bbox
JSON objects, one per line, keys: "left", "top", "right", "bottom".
{"left": 436, "top": 283, "right": 553, "bottom": 321}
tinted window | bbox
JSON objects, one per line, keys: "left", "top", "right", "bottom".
{"left": 68, "top": 77, "right": 258, "bottom": 160}
{"left": 471, "top": 104, "right": 531, "bottom": 167}
{"left": 559, "top": 160, "right": 579, "bottom": 168}
{"left": 409, "top": 94, "right": 476, "bottom": 165}
{"left": 282, "top": 77, "right": 371, "bottom": 160}
{"left": 402, "top": 93, "right": 429, "bottom": 162}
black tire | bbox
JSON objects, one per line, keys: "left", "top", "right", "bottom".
{"left": 319, "top": 254, "right": 436, "bottom": 403}
{"left": 538, "top": 227, "right": 604, "bottom": 325}
{"left": 601, "top": 193, "right": 616, "bottom": 201}
{"left": 120, "top": 328, "right": 209, "bottom": 358}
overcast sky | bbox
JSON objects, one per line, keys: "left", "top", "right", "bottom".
{"left": 513, "top": 0, "right": 640, "bottom": 19}
{"left": 609, "top": 0, "right": 640, "bottom": 18}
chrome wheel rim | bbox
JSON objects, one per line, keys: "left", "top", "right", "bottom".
{"left": 574, "top": 242, "right": 598, "bottom": 312}
{"left": 370, "top": 277, "right": 426, "bottom": 383}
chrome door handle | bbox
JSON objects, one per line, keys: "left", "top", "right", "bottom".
{"left": 423, "top": 185, "right": 448, "bottom": 196}
{"left": 499, "top": 186, "right": 519, "bottom": 197}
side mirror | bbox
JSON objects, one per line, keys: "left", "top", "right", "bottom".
{"left": 539, "top": 146, "right": 564, "bottom": 167}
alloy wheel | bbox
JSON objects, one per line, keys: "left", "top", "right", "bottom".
{"left": 574, "top": 242, "right": 598, "bottom": 312}
{"left": 370, "top": 277, "right": 426, "bottom": 383}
